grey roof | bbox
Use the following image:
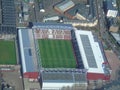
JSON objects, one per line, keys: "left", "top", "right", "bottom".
{"left": 65, "top": 0, "right": 96, "bottom": 20}
{"left": 103, "top": 0, "right": 117, "bottom": 14}
{"left": 77, "top": 0, "right": 96, "bottom": 20}
{"left": 1, "top": 0, "right": 16, "bottom": 26}
{"left": 42, "top": 72, "right": 86, "bottom": 83}
{"left": 0, "top": 5, "right": 2, "bottom": 24}
{"left": 54, "top": 0, "right": 75, "bottom": 12}
{"left": 24, "top": 49, "right": 35, "bottom": 72}
{"left": 105, "top": 0, "right": 114, "bottom": 10}
{"left": 108, "top": 18, "right": 118, "bottom": 26}
{"left": 0, "top": 0, "right": 16, "bottom": 34}
{"left": 3, "top": 87, "right": 14, "bottom": 90}
{"left": 80, "top": 35, "right": 97, "bottom": 68}
{"left": 21, "top": 30, "right": 31, "bottom": 47}
{"left": 0, "top": 26, "right": 16, "bottom": 34}
{"left": 65, "top": 4, "right": 81, "bottom": 16}
{"left": 19, "top": 29, "right": 38, "bottom": 73}
{"left": 89, "top": 0, "right": 96, "bottom": 19}
{"left": 33, "top": 22, "right": 73, "bottom": 30}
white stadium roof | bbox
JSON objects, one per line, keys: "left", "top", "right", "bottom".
{"left": 75, "top": 30, "right": 105, "bottom": 74}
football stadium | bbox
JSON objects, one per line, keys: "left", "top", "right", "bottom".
{"left": 33, "top": 23, "right": 85, "bottom": 70}
{"left": 0, "top": 40, "right": 16, "bottom": 65}
{"left": 18, "top": 23, "right": 110, "bottom": 90}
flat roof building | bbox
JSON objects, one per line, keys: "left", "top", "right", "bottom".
{"left": 18, "top": 29, "right": 39, "bottom": 79}
{"left": 0, "top": 0, "right": 16, "bottom": 34}
{"left": 53, "top": 0, "right": 75, "bottom": 13}
{"left": 74, "top": 30, "right": 110, "bottom": 80}
{"left": 42, "top": 72, "right": 87, "bottom": 90}
{"left": 103, "top": 0, "right": 118, "bottom": 17}
{"left": 18, "top": 29, "right": 41, "bottom": 90}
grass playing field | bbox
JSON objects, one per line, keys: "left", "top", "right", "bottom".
{"left": 0, "top": 40, "right": 16, "bottom": 65}
{"left": 38, "top": 39, "right": 76, "bottom": 68}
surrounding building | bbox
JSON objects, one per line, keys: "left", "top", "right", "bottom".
{"left": 103, "top": 0, "right": 120, "bottom": 45}
{"left": 39, "top": 0, "right": 45, "bottom": 12}
{"left": 108, "top": 18, "right": 119, "bottom": 32}
{"left": 0, "top": 0, "right": 16, "bottom": 35}
{"left": 103, "top": 0, "right": 118, "bottom": 17}
{"left": 18, "top": 29, "right": 41, "bottom": 90}
{"left": 43, "top": 16, "right": 60, "bottom": 22}
{"left": 18, "top": 23, "right": 110, "bottom": 90}
{"left": 64, "top": 19, "right": 98, "bottom": 27}
{"left": 64, "top": 0, "right": 96, "bottom": 20}
{"left": 53, "top": 0, "right": 75, "bottom": 14}
{"left": 53, "top": 0, "right": 98, "bottom": 27}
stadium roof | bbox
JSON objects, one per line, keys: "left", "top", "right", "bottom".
{"left": 32, "top": 23, "right": 74, "bottom": 30}
{"left": 18, "top": 29, "right": 38, "bottom": 73}
{"left": 75, "top": 30, "right": 107, "bottom": 74}
{"left": 42, "top": 71, "right": 86, "bottom": 83}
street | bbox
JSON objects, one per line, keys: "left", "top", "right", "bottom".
{"left": 96, "top": 0, "right": 120, "bottom": 59}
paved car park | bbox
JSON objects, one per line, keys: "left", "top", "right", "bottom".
{"left": 105, "top": 50, "right": 120, "bottom": 80}
{"left": 0, "top": 66, "right": 24, "bottom": 90}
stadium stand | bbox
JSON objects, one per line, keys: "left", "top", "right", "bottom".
{"left": 33, "top": 23, "right": 73, "bottom": 40}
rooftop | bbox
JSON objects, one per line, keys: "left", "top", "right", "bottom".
{"left": 75, "top": 30, "right": 108, "bottom": 74}
{"left": 65, "top": 0, "right": 96, "bottom": 20}
{"left": 54, "top": 0, "right": 75, "bottom": 12}
{"left": 42, "top": 71, "right": 86, "bottom": 83}
{"left": 18, "top": 29, "right": 38, "bottom": 73}
{"left": 1, "top": 0, "right": 16, "bottom": 26}
{"left": 32, "top": 22, "right": 74, "bottom": 30}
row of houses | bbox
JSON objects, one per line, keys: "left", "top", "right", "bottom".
{"left": 103, "top": 0, "right": 120, "bottom": 45}
{"left": 51, "top": 0, "right": 98, "bottom": 27}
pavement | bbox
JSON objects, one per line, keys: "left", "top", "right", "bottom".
{"left": 1, "top": 69, "right": 24, "bottom": 90}
{"left": 105, "top": 50, "right": 120, "bottom": 80}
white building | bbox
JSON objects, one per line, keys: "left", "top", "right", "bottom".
{"left": 73, "top": 30, "right": 110, "bottom": 80}
{"left": 104, "top": 0, "right": 118, "bottom": 17}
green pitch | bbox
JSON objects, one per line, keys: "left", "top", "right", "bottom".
{"left": 38, "top": 39, "right": 76, "bottom": 68}
{"left": 0, "top": 40, "right": 16, "bottom": 65}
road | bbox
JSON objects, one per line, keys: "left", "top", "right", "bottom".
{"left": 96, "top": 0, "right": 120, "bottom": 59}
